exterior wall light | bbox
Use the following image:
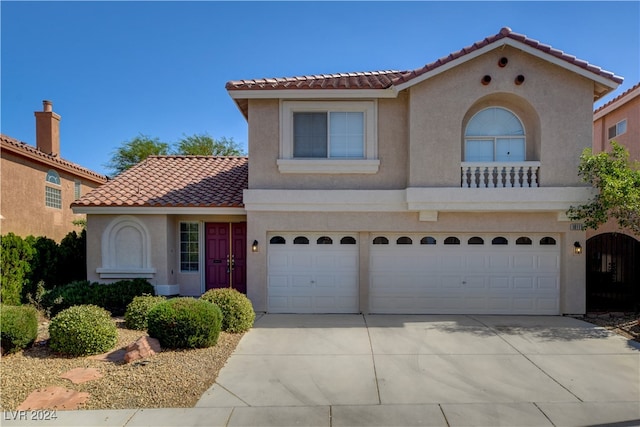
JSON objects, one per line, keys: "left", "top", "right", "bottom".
{"left": 573, "top": 241, "right": 582, "bottom": 255}
{"left": 252, "top": 240, "right": 259, "bottom": 253}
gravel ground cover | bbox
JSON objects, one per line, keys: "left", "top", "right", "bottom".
{"left": 0, "top": 317, "right": 242, "bottom": 411}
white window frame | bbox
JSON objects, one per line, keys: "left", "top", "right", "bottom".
{"left": 45, "top": 170, "right": 62, "bottom": 209}
{"left": 608, "top": 119, "right": 627, "bottom": 140}
{"left": 464, "top": 107, "right": 526, "bottom": 162}
{"left": 278, "top": 100, "right": 379, "bottom": 174}
{"left": 179, "top": 221, "right": 200, "bottom": 273}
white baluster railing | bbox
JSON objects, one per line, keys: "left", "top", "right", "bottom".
{"left": 461, "top": 162, "right": 541, "bottom": 188}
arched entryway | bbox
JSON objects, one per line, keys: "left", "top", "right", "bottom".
{"left": 586, "top": 233, "right": 640, "bottom": 312}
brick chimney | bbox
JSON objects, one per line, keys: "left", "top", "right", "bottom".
{"left": 34, "top": 100, "right": 61, "bottom": 156}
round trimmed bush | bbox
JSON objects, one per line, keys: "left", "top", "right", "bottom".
{"left": 1, "top": 304, "right": 38, "bottom": 354}
{"left": 200, "top": 288, "right": 255, "bottom": 333}
{"left": 49, "top": 305, "right": 117, "bottom": 356}
{"left": 147, "top": 298, "right": 222, "bottom": 349}
{"left": 124, "top": 295, "right": 166, "bottom": 330}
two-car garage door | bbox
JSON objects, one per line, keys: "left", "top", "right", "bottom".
{"left": 267, "top": 232, "right": 560, "bottom": 315}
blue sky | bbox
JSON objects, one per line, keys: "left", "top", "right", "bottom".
{"left": 2, "top": 1, "right": 638, "bottom": 177}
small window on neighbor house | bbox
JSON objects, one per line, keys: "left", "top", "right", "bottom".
{"left": 516, "top": 237, "right": 532, "bottom": 245}
{"left": 317, "top": 236, "right": 333, "bottom": 244}
{"left": 340, "top": 236, "right": 356, "bottom": 245}
{"left": 45, "top": 170, "right": 62, "bottom": 209}
{"left": 540, "top": 237, "right": 556, "bottom": 245}
{"left": 468, "top": 237, "right": 484, "bottom": 245}
{"left": 74, "top": 180, "right": 81, "bottom": 200}
{"left": 492, "top": 237, "right": 508, "bottom": 245}
{"left": 397, "top": 236, "right": 412, "bottom": 245}
{"left": 294, "top": 236, "right": 309, "bottom": 245}
{"left": 444, "top": 237, "right": 460, "bottom": 245}
{"left": 420, "top": 236, "right": 437, "bottom": 245}
{"left": 608, "top": 119, "right": 627, "bottom": 139}
{"left": 373, "top": 236, "right": 389, "bottom": 245}
{"left": 270, "top": 236, "right": 286, "bottom": 244}
{"left": 180, "top": 222, "right": 199, "bottom": 272}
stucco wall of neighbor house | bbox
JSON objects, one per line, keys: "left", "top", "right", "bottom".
{"left": 246, "top": 210, "right": 586, "bottom": 314}
{"left": 247, "top": 94, "right": 410, "bottom": 190}
{"left": 0, "top": 151, "right": 100, "bottom": 241}
{"left": 408, "top": 46, "right": 594, "bottom": 188}
{"left": 593, "top": 91, "right": 639, "bottom": 159}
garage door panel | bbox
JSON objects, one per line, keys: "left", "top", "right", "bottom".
{"left": 370, "top": 233, "right": 560, "bottom": 315}
{"left": 267, "top": 233, "right": 359, "bottom": 313}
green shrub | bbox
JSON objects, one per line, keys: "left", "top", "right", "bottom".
{"left": 43, "top": 279, "right": 155, "bottom": 317}
{"left": 49, "top": 305, "right": 117, "bottom": 356}
{"left": 147, "top": 298, "right": 222, "bottom": 349}
{"left": 200, "top": 288, "right": 255, "bottom": 333}
{"left": 1, "top": 233, "right": 35, "bottom": 305}
{"left": 0, "top": 304, "right": 38, "bottom": 354}
{"left": 23, "top": 236, "right": 59, "bottom": 298}
{"left": 124, "top": 295, "right": 166, "bottom": 330}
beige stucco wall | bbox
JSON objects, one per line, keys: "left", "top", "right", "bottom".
{"left": 246, "top": 210, "right": 586, "bottom": 314}
{"left": 1, "top": 152, "right": 102, "bottom": 241}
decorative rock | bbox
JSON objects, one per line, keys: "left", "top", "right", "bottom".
{"left": 17, "top": 386, "right": 90, "bottom": 410}
{"left": 124, "top": 336, "right": 161, "bottom": 363}
{"left": 88, "top": 348, "right": 126, "bottom": 362}
{"left": 60, "top": 367, "right": 103, "bottom": 384}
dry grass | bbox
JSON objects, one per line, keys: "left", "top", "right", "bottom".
{"left": 0, "top": 317, "right": 242, "bottom": 411}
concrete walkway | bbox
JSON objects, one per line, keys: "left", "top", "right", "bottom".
{"left": 3, "top": 314, "right": 640, "bottom": 426}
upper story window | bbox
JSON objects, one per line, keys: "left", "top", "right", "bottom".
{"left": 608, "top": 119, "right": 627, "bottom": 139}
{"left": 278, "top": 101, "right": 379, "bottom": 174}
{"left": 45, "top": 170, "right": 62, "bottom": 209}
{"left": 465, "top": 107, "right": 525, "bottom": 162}
{"left": 74, "top": 180, "right": 82, "bottom": 200}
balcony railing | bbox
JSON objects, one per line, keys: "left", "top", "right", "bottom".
{"left": 461, "top": 162, "right": 541, "bottom": 188}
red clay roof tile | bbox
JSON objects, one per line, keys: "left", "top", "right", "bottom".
{"left": 72, "top": 156, "right": 248, "bottom": 208}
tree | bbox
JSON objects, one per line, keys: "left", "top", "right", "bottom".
{"left": 105, "top": 134, "right": 170, "bottom": 175}
{"left": 567, "top": 141, "right": 640, "bottom": 234}
{"left": 175, "top": 134, "right": 244, "bottom": 156}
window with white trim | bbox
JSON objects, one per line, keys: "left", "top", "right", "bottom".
{"left": 279, "top": 101, "right": 379, "bottom": 174}
{"left": 608, "top": 119, "right": 627, "bottom": 139}
{"left": 74, "top": 180, "right": 82, "bottom": 200}
{"left": 465, "top": 107, "right": 525, "bottom": 161}
{"left": 180, "top": 222, "right": 199, "bottom": 272}
{"left": 45, "top": 170, "right": 62, "bottom": 209}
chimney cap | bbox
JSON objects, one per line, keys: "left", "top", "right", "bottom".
{"left": 42, "top": 100, "right": 52, "bottom": 112}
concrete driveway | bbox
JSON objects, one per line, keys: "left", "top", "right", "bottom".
{"left": 195, "top": 314, "right": 640, "bottom": 426}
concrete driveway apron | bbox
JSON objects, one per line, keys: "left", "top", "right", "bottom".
{"left": 196, "top": 314, "right": 640, "bottom": 426}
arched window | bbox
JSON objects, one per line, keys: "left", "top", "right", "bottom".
{"left": 444, "top": 237, "right": 460, "bottom": 245}
{"left": 373, "top": 236, "right": 389, "bottom": 245}
{"left": 397, "top": 236, "right": 412, "bottom": 245}
{"left": 340, "top": 236, "right": 356, "bottom": 245}
{"left": 468, "top": 237, "right": 484, "bottom": 245}
{"left": 492, "top": 237, "right": 509, "bottom": 245}
{"left": 540, "top": 237, "right": 556, "bottom": 245}
{"left": 317, "top": 236, "right": 333, "bottom": 244}
{"left": 516, "top": 237, "right": 532, "bottom": 245}
{"left": 420, "top": 236, "right": 437, "bottom": 245}
{"left": 45, "top": 170, "right": 62, "bottom": 209}
{"left": 270, "top": 236, "right": 286, "bottom": 244}
{"left": 294, "top": 236, "right": 309, "bottom": 245}
{"left": 465, "top": 107, "right": 525, "bottom": 162}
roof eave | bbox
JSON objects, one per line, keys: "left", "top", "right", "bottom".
{"left": 72, "top": 206, "right": 247, "bottom": 215}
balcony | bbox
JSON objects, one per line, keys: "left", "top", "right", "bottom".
{"left": 461, "top": 162, "right": 541, "bottom": 188}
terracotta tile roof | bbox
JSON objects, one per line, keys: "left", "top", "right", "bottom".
{"left": 1, "top": 134, "right": 108, "bottom": 183}
{"left": 72, "top": 156, "right": 248, "bottom": 208}
{"left": 226, "top": 27, "right": 623, "bottom": 93}
{"left": 594, "top": 81, "right": 640, "bottom": 115}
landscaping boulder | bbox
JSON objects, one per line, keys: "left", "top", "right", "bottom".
{"left": 124, "top": 336, "right": 160, "bottom": 363}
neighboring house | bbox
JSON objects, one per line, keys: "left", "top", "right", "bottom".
{"left": 1, "top": 101, "right": 108, "bottom": 242}
{"left": 73, "top": 27, "right": 622, "bottom": 315}
{"left": 588, "top": 83, "right": 640, "bottom": 311}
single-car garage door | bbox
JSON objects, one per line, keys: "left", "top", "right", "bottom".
{"left": 267, "top": 233, "right": 359, "bottom": 313}
{"left": 370, "top": 233, "right": 560, "bottom": 315}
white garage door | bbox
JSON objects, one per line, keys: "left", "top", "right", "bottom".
{"left": 370, "top": 234, "right": 560, "bottom": 315}
{"left": 267, "top": 233, "right": 359, "bottom": 313}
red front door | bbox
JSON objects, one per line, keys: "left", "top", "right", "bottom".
{"left": 205, "top": 222, "right": 247, "bottom": 293}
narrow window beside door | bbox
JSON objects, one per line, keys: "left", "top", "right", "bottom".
{"left": 180, "top": 222, "right": 199, "bottom": 272}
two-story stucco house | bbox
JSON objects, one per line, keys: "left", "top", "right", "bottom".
{"left": 1, "top": 101, "right": 108, "bottom": 241}
{"left": 73, "top": 27, "right": 622, "bottom": 315}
